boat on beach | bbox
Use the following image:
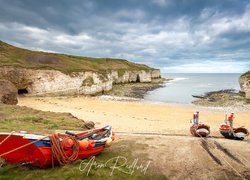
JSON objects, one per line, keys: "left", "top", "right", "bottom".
{"left": 0, "top": 125, "right": 115, "bottom": 168}
{"left": 219, "top": 123, "right": 249, "bottom": 140}
{"left": 190, "top": 123, "right": 210, "bottom": 137}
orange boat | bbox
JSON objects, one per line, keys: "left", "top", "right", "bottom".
{"left": 0, "top": 125, "right": 115, "bottom": 168}
{"left": 190, "top": 123, "right": 210, "bottom": 137}
{"left": 219, "top": 123, "right": 249, "bottom": 140}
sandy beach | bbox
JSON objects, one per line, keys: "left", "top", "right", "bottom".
{"left": 16, "top": 96, "right": 250, "bottom": 179}
{"left": 18, "top": 96, "right": 250, "bottom": 135}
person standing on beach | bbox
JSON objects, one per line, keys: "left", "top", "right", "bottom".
{"left": 193, "top": 111, "right": 199, "bottom": 124}
{"left": 196, "top": 111, "right": 199, "bottom": 123}
{"left": 193, "top": 113, "right": 196, "bottom": 124}
{"left": 228, "top": 112, "right": 234, "bottom": 128}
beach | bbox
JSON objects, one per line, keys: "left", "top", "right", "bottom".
{"left": 17, "top": 96, "right": 250, "bottom": 179}
{"left": 18, "top": 96, "right": 250, "bottom": 135}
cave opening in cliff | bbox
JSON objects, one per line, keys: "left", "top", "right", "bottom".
{"left": 18, "top": 88, "right": 28, "bottom": 95}
{"left": 136, "top": 74, "right": 140, "bottom": 83}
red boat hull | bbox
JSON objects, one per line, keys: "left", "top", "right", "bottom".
{"left": 0, "top": 128, "right": 114, "bottom": 168}
{"left": 37, "top": 146, "right": 105, "bottom": 167}
{"left": 219, "top": 124, "right": 249, "bottom": 140}
{"left": 190, "top": 124, "right": 210, "bottom": 137}
{"left": 0, "top": 135, "right": 49, "bottom": 167}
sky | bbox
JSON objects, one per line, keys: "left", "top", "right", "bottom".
{"left": 0, "top": 0, "right": 250, "bottom": 73}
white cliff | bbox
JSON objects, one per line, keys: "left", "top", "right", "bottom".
{"left": 239, "top": 71, "right": 250, "bottom": 102}
{"left": 0, "top": 67, "right": 161, "bottom": 95}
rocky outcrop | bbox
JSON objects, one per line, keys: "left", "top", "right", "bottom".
{"left": 0, "top": 67, "right": 161, "bottom": 96}
{"left": 151, "top": 69, "right": 161, "bottom": 79}
{"left": 239, "top": 71, "right": 250, "bottom": 102}
{"left": 0, "top": 79, "right": 18, "bottom": 104}
{"left": 110, "top": 70, "right": 155, "bottom": 84}
{"left": 84, "top": 121, "right": 95, "bottom": 129}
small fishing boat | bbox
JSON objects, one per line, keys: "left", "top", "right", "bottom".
{"left": 0, "top": 125, "right": 115, "bottom": 168}
{"left": 190, "top": 123, "right": 210, "bottom": 137}
{"left": 219, "top": 123, "right": 249, "bottom": 140}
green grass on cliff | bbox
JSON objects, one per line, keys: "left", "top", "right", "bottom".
{"left": 0, "top": 40, "right": 153, "bottom": 74}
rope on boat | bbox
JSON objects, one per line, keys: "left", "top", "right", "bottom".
{"left": 0, "top": 136, "right": 49, "bottom": 158}
{"left": 0, "top": 131, "right": 15, "bottom": 145}
{"left": 49, "top": 133, "right": 79, "bottom": 166}
{"left": 0, "top": 133, "right": 80, "bottom": 166}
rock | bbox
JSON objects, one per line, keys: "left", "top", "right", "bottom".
{"left": 0, "top": 79, "right": 18, "bottom": 105}
{"left": 239, "top": 71, "right": 250, "bottom": 102}
{"left": 84, "top": 121, "right": 95, "bottom": 129}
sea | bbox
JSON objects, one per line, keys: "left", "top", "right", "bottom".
{"left": 144, "top": 73, "right": 241, "bottom": 104}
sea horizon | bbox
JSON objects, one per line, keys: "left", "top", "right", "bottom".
{"left": 144, "top": 73, "right": 241, "bottom": 104}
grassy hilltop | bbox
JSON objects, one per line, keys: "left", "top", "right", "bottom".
{"left": 0, "top": 40, "right": 153, "bottom": 74}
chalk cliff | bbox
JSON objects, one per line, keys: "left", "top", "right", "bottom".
{"left": 0, "top": 40, "right": 161, "bottom": 95}
{"left": 239, "top": 71, "right": 250, "bottom": 102}
{"left": 0, "top": 67, "right": 160, "bottom": 95}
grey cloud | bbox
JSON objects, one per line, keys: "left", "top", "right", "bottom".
{"left": 0, "top": 0, "right": 249, "bottom": 72}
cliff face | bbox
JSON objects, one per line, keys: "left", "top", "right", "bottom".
{"left": 0, "top": 41, "right": 161, "bottom": 95}
{"left": 239, "top": 71, "right": 250, "bottom": 102}
{"left": 0, "top": 67, "right": 161, "bottom": 95}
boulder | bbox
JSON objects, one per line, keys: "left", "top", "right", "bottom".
{"left": 0, "top": 79, "right": 18, "bottom": 105}
{"left": 84, "top": 121, "right": 95, "bottom": 129}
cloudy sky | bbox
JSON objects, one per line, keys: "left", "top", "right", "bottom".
{"left": 0, "top": 0, "right": 250, "bottom": 73}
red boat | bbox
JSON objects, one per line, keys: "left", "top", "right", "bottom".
{"left": 219, "top": 123, "right": 249, "bottom": 140}
{"left": 0, "top": 125, "right": 115, "bottom": 168}
{"left": 190, "top": 123, "right": 210, "bottom": 137}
